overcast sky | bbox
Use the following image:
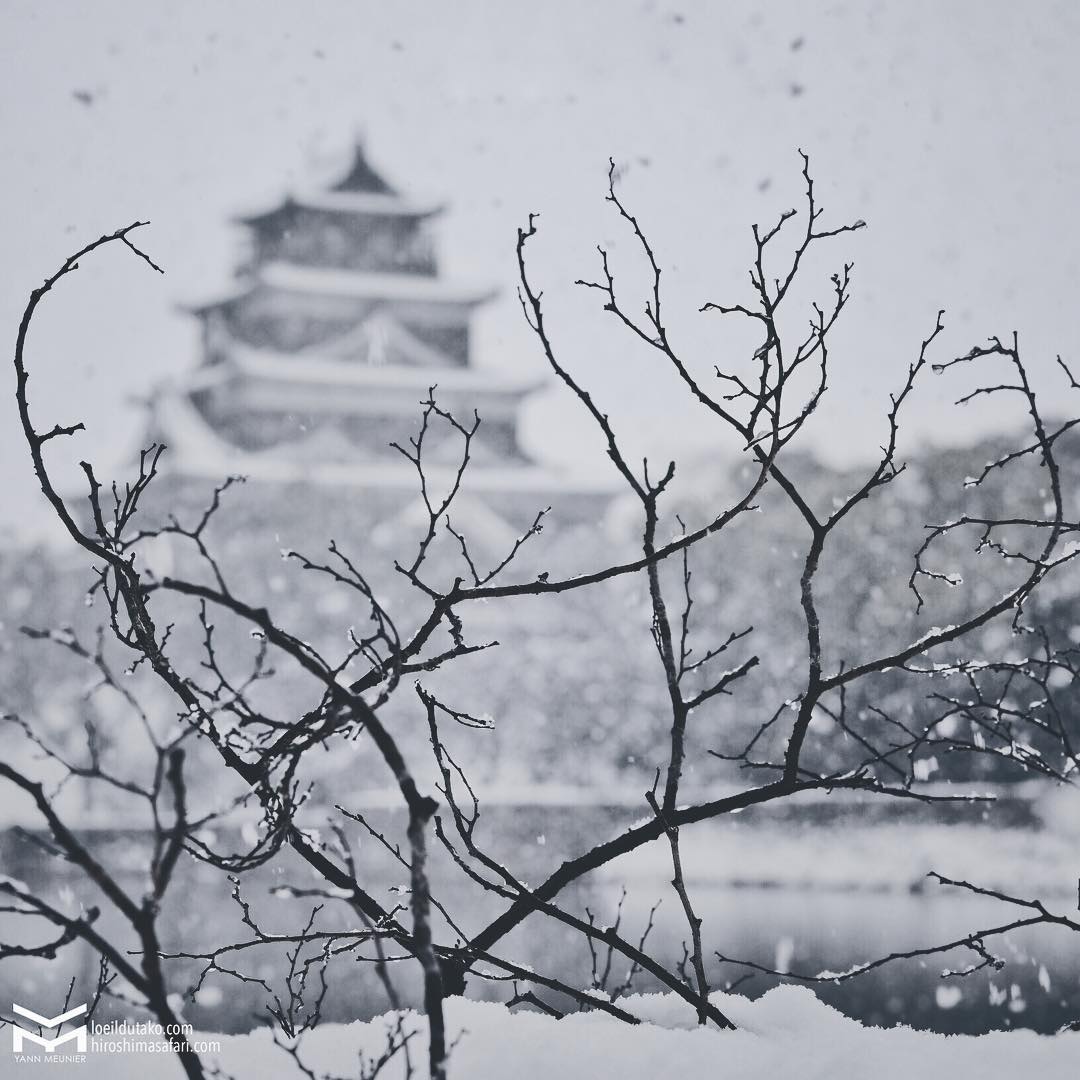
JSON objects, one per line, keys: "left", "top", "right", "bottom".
{"left": 3, "top": 0, "right": 1079, "bottom": 538}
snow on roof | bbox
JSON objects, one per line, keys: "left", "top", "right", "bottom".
{"left": 153, "top": 389, "right": 619, "bottom": 496}
{"left": 227, "top": 342, "right": 541, "bottom": 397}
{"left": 186, "top": 452, "right": 617, "bottom": 496}
{"left": 294, "top": 189, "right": 443, "bottom": 218}
{"left": 233, "top": 190, "right": 443, "bottom": 225}
{"left": 257, "top": 261, "right": 493, "bottom": 305}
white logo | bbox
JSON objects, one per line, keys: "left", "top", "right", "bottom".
{"left": 10, "top": 1003, "right": 88, "bottom": 1054}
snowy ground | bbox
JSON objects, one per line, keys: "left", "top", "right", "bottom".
{"left": 9, "top": 987, "right": 1076, "bottom": 1080}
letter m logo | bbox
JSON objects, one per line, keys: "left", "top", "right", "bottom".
{"left": 11, "top": 1003, "right": 88, "bottom": 1053}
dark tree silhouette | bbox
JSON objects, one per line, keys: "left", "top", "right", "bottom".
{"left": 7, "top": 157, "right": 1080, "bottom": 1077}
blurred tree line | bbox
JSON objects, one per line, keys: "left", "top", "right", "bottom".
{"left": 4, "top": 428, "right": 1078, "bottom": 814}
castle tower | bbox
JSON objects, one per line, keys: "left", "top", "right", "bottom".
{"left": 149, "top": 145, "right": 611, "bottom": 534}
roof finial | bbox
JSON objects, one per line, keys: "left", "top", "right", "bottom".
{"left": 332, "top": 141, "right": 396, "bottom": 196}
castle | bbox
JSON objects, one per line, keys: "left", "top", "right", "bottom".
{"left": 148, "top": 145, "right": 612, "bottom": 541}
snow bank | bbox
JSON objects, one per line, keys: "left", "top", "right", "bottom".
{"left": 13, "top": 987, "right": 1075, "bottom": 1080}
